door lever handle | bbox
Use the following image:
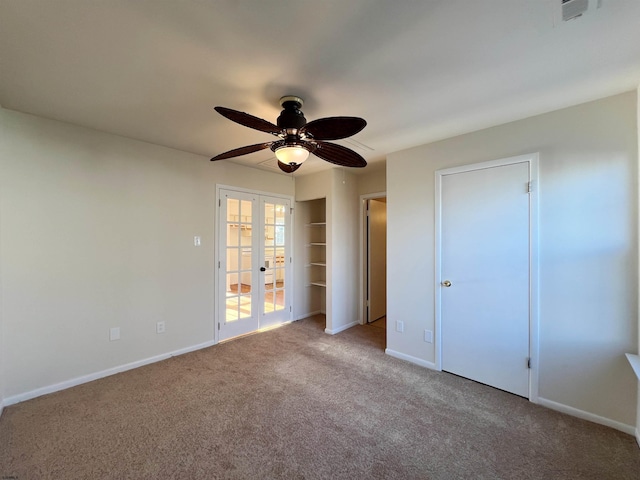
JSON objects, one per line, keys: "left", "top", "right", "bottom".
{"left": 441, "top": 280, "right": 452, "bottom": 287}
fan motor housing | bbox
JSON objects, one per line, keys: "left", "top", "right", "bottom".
{"left": 277, "top": 96, "right": 306, "bottom": 130}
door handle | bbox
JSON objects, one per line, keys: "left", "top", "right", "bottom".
{"left": 441, "top": 280, "right": 452, "bottom": 287}
{"left": 260, "top": 267, "right": 266, "bottom": 272}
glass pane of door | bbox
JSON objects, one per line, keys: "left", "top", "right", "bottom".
{"left": 219, "top": 191, "right": 258, "bottom": 340}
{"left": 260, "top": 199, "right": 290, "bottom": 328}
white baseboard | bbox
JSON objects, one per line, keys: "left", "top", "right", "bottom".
{"left": 0, "top": 399, "right": 4, "bottom": 418}
{"left": 636, "top": 428, "right": 640, "bottom": 448}
{"left": 4, "top": 339, "right": 217, "bottom": 407}
{"left": 325, "top": 321, "right": 358, "bottom": 335}
{"left": 537, "top": 397, "right": 635, "bottom": 436}
{"left": 385, "top": 349, "right": 438, "bottom": 371}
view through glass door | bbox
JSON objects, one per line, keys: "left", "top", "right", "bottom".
{"left": 218, "top": 189, "right": 291, "bottom": 341}
{"left": 260, "top": 196, "right": 290, "bottom": 329}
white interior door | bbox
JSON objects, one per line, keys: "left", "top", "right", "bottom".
{"left": 439, "top": 161, "right": 531, "bottom": 397}
{"left": 218, "top": 189, "right": 291, "bottom": 341}
{"left": 367, "top": 198, "right": 387, "bottom": 322}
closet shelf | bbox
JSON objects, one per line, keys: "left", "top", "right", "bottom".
{"left": 306, "top": 222, "right": 327, "bottom": 226}
{"left": 309, "top": 262, "right": 326, "bottom": 267}
{"left": 308, "top": 242, "right": 327, "bottom": 246}
{"left": 309, "top": 281, "right": 327, "bottom": 287}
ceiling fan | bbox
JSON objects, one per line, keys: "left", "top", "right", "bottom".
{"left": 210, "top": 96, "right": 367, "bottom": 173}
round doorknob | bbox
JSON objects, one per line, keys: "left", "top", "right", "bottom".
{"left": 260, "top": 267, "right": 266, "bottom": 272}
{"left": 441, "top": 280, "right": 452, "bottom": 287}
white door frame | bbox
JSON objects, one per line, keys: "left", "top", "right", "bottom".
{"left": 214, "top": 184, "right": 295, "bottom": 344}
{"left": 434, "top": 154, "right": 540, "bottom": 402}
{"left": 359, "top": 191, "right": 386, "bottom": 325}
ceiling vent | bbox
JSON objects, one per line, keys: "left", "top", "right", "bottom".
{"left": 562, "top": 0, "right": 601, "bottom": 21}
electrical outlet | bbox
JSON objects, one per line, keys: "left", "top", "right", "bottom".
{"left": 396, "top": 320, "right": 404, "bottom": 333}
{"left": 424, "top": 329, "right": 433, "bottom": 343}
{"left": 194, "top": 236, "right": 201, "bottom": 246}
{"left": 156, "top": 321, "right": 166, "bottom": 334}
{"left": 110, "top": 327, "right": 120, "bottom": 341}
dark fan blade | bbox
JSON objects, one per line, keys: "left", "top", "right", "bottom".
{"left": 211, "top": 142, "right": 273, "bottom": 161}
{"left": 300, "top": 117, "right": 366, "bottom": 140}
{"left": 312, "top": 141, "right": 367, "bottom": 168}
{"left": 277, "top": 161, "right": 302, "bottom": 173}
{"left": 214, "top": 107, "right": 281, "bottom": 136}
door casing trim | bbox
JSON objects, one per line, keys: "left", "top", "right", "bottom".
{"left": 359, "top": 191, "right": 387, "bottom": 325}
{"left": 434, "top": 153, "right": 539, "bottom": 402}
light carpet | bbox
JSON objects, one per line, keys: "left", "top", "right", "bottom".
{"left": 1, "top": 315, "right": 638, "bottom": 479}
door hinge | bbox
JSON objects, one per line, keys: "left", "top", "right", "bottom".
{"left": 219, "top": 199, "right": 221, "bottom": 207}
{"left": 290, "top": 306, "right": 292, "bottom": 312}
{"left": 218, "top": 261, "right": 221, "bottom": 268}
{"left": 527, "top": 181, "right": 532, "bottom": 193}
{"left": 290, "top": 257, "right": 292, "bottom": 263}
{"left": 218, "top": 322, "right": 220, "bottom": 331}
{"left": 527, "top": 357, "right": 531, "bottom": 369}
{"left": 290, "top": 207, "right": 294, "bottom": 215}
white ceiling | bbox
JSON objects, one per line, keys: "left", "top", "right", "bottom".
{"left": 1, "top": 0, "right": 639, "bottom": 176}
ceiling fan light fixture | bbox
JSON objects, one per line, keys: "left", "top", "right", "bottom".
{"left": 274, "top": 144, "right": 310, "bottom": 165}
{"left": 211, "top": 96, "right": 367, "bottom": 171}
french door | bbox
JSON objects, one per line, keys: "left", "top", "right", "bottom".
{"left": 218, "top": 188, "right": 292, "bottom": 341}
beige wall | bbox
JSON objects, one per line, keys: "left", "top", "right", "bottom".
{"left": 328, "top": 169, "right": 359, "bottom": 333}
{"left": 357, "top": 163, "right": 386, "bottom": 195}
{"left": 387, "top": 91, "right": 638, "bottom": 429}
{"left": 0, "top": 108, "right": 293, "bottom": 400}
{"left": 295, "top": 170, "right": 333, "bottom": 203}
